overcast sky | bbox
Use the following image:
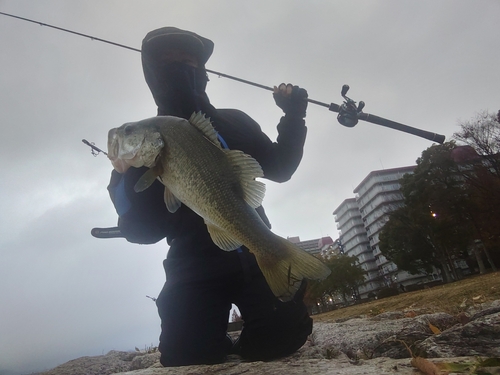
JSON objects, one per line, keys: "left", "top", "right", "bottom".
{"left": 1, "top": 1, "right": 499, "bottom": 374}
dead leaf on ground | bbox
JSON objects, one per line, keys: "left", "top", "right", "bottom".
{"left": 428, "top": 322, "right": 441, "bottom": 335}
{"left": 435, "top": 361, "right": 473, "bottom": 373}
{"left": 411, "top": 356, "right": 440, "bottom": 375}
{"left": 434, "top": 357, "right": 500, "bottom": 374}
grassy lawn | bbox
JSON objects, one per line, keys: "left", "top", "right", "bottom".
{"left": 313, "top": 271, "right": 500, "bottom": 323}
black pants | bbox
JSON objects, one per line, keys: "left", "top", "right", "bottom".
{"left": 156, "top": 245, "right": 312, "bottom": 366}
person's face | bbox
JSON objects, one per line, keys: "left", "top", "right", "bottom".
{"left": 159, "top": 49, "right": 199, "bottom": 68}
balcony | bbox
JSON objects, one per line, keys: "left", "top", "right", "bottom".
{"left": 375, "top": 256, "right": 389, "bottom": 267}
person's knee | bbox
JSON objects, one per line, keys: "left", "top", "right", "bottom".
{"left": 238, "top": 302, "right": 313, "bottom": 361}
{"left": 155, "top": 278, "right": 233, "bottom": 366}
{"left": 157, "top": 311, "right": 231, "bottom": 366}
{"left": 158, "top": 328, "right": 230, "bottom": 366}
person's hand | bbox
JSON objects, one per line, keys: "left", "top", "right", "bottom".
{"left": 273, "top": 83, "right": 308, "bottom": 118}
{"left": 108, "top": 170, "right": 132, "bottom": 216}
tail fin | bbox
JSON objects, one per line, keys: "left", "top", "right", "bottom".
{"left": 255, "top": 237, "right": 331, "bottom": 301}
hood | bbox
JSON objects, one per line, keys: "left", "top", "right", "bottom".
{"left": 141, "top": 27, "right": 216, "bottom": 118}
{"left": 142, "top": 27, "right": 214, "bottom": 66}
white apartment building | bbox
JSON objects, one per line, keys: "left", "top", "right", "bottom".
{"left": 334, "top": 166, "right": 431, "bottom": 298}
{"left": 332, "top": 198, "right": 376, "bottom": 297}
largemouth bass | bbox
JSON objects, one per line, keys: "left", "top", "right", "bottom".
{"left": 107, "top": 112, "right": 330, "bottom": 301}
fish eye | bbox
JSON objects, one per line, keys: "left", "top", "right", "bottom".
{"left": 124, "top": 125, "right": 133, "bottom": 136}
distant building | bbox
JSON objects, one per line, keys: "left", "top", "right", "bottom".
{"left": 333, "top": 198, "right": 375, "bottom": 297}
{"left": 288, "top": 236, "right": 334, "bottom": 256}
{"left": 333, "top": 166, "right": 434, "bottom": 298}
{"left": 321, "top": 237, "right": 342, "bottom": 259}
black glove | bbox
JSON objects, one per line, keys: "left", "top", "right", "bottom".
{"left": 273, "top": 83, "right": 308, "bottom": 118}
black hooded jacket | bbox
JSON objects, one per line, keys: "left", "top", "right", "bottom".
{"left": 108, "top": 31, "right": 307, "bottom": 258}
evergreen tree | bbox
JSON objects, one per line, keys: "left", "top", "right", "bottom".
{"left": 306, "top": 254, "right": 366, "bottom": 305}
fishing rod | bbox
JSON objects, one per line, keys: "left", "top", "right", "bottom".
{"left": 1, "top": 11, "right": 445, "bottom": 144}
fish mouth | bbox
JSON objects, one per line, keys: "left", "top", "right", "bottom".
{"left": 107, "top": 128, "right": 144, "bottom": 173}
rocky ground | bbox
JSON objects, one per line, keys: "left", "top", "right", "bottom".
{"left": 37, "top": 299, "right": 500, "bottom": 375}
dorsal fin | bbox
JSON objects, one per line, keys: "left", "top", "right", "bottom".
{"left": 189, "top": 111, "right": 266, "bottom": 207}
{"left": 189, "top": 112, "right": 221, "bottom": 148}
{"left": 225, "top": 149, "right": 266, "bottom": 208}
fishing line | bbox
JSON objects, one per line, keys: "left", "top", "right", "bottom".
{"left": 0, "top": 11, "right": 141, "bottom": 52}
{"left": 1, "top": 11, "right": 445, "bottom": 143}
{"left": 0, "top": 11, "right": 271, "bottom": 92}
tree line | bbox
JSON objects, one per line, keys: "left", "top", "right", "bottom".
{"left": 305, "top": 254, "right": 366, "bottom": 310}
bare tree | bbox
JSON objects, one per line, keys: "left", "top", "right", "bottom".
{"left": 453, "top": 110, "right": 500, "bottom": 178}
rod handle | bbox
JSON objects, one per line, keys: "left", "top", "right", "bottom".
{"left": 359, "top": 113, "right": 445, "bottom": 144}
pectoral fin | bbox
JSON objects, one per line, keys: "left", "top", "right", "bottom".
{"left": 134, "top": 162, "right": 164, "bottom": 193}
{"left": 205, "top": 221, "right": 242, "bottom": 251}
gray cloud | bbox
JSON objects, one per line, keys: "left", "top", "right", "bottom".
{"left": 1, "top": 1, "right": 499, "bottom": 373}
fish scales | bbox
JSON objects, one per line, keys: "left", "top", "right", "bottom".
{"left": 160, "top": 121, "right": 265, "bottom": 239}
